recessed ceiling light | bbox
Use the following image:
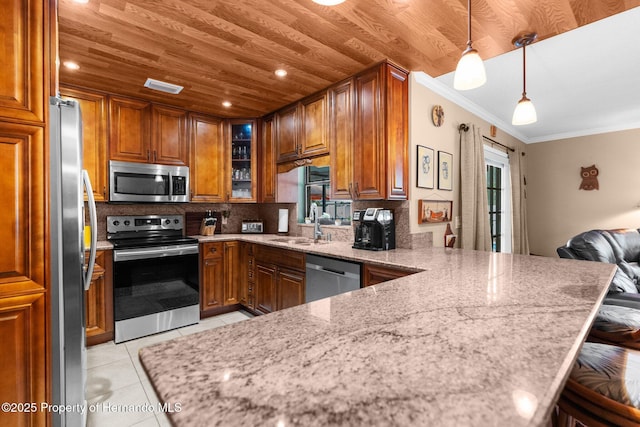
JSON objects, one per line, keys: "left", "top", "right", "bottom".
{"left": 274, "top": 69, "right": 288, "bottom": 77}
{"left": 312, "top": 0, "right": 346, "bottom": 5}
{"left": 143, "top": 78, "right": 184, "bottom": 94}
{"left": 63, "top": 61, "right": 80, "bottom": 70}
{"left": 222, "top": 101, "right": 232, "bottom": 107}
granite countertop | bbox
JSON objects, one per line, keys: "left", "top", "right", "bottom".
{"left": 139, "top": 243, "right": 615, "bottom": 427}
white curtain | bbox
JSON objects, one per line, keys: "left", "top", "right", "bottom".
{"left": 509, "top": 148, "right": 530, "bottom": 255}
{"left": 460, "top": 125, "right": 492, "bottom": 251}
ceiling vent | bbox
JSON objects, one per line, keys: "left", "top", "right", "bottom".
{"left": 143, "top": 78, "right": 184, "bottom": 94}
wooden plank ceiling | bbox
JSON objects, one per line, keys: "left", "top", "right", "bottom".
{"left": 58, "top": 0, "right": 640, "bottom": 118}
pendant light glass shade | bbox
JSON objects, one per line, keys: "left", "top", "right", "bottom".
{"left": 454, "top": 0, "right": 486, "bottom": 90}
{"left": 454, "top": 47, "right": 487, "bottom": 90}
{"left": 512, "top": 33, "right": 538, "bottom": 126}
{"left": 512, "top": 95, "right": 537, "bottom": 125}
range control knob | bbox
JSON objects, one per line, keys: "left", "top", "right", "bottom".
{"left": 165, "top": 219, "right": 171, "bottom": 225}
{"left": 124, "top": 220, "right": 130, "bottom": 226}
{"left": 113, "top": 220, "right": 120, "bottom": 226}
{"left": 174, "top": 219, "right": 180, "bottom": 224}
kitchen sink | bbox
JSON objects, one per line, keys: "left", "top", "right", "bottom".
{"left": 268, "top": 237, "right": 329, "bottom": 245}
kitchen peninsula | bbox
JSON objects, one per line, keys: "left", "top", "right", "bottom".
{"left": 139, "top": 240, "right": 614, "bottom": 426}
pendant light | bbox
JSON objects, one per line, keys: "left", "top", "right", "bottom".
{"left": 454, "top": 0, "right": 486, "bottom": 90}
{"left": 512, "top": 33, "right": 538, "bottom": 125}
{"left": 312, "top": 0, "right": 345, "bottom": 5}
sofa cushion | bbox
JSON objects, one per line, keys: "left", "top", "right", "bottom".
{"left": 570, "top": 342, "right": 640, "bottom": 408}
{"left": 593, "top": 304, "right": 640, "bottom": 335}
{"left": 603, "top": 229, "right": 640, "bottom": 263}
{"left": 567, "top": 230, "right": 619, "bottom": 264}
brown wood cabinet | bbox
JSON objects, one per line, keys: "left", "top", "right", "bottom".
{"left": 239, "top": 242, "right": 256, "bottom": 309}
{"left": 152, "top": 105, "right": 188, "bottom": 165}
{"left": 85, "top": 250, "right": 114, "bottom": 346}
{"left": 0, "top": 2, "right": 49, "bottom": 426}
{"left": 332, "top": 62, "right": 409, "bottom": 201}
{"left": 362, "top": 263, "right": 418, "bottom": 287}
{"left": 200, "top": 242, "right": 225, "bottom": 315}
{"left": 329, "top": 79, "right": 354, "bottom": 199}
{"left": 259, "top": 115, "right": 277, "bottom": 202}
{"left": 254, "top": 245, "right": 305, "bottom": 314}
{"left": 0, "top": 0, "right": 45, "bottom": 123}
{"left": 228, "top": 120, "right": 257, "bottom": 202}
{"left": 189, "top": 114, "right": 225, "bottom": 202}
{"left": 277, "top": 268, "right": 305, "bottom": 310}
{"left": 61, "top": 87, "right": 109, "bottom": 201}
{"left": 223, "top": 241, "right": 240, "bottom": 305}
{"left": 109, "top": 97, "right": 188, "bottom": 165}
{"left": 275, "top": 92, "right": 329, "bottom": 164}
{"left": 255, "top": 263, "right": 277, "bottom": 315}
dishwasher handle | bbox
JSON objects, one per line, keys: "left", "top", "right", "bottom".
{"left": 306, "top": 262, "right": 360, "bottom": 280}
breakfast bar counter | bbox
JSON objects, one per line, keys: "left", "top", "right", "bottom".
{"left": 139, "top": 243, "right": 615, "bottom": 426}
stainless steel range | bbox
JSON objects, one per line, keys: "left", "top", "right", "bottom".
{"left": 107, "top": 214, "right": 199, "bottom": 343}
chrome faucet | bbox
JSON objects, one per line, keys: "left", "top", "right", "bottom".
{"left": 310, "top": 203, "right": 322, "bottom": 242}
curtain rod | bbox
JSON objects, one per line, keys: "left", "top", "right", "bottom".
{"left": 482, "top": 135, "right": 515, "bottom": 153}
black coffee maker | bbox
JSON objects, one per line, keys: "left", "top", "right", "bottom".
{"left": 352, "top": 208, "right": 395, "bottom": 251}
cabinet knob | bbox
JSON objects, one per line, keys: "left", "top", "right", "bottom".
{"left": 103, "top": 186, "right": 106, "bottom": 197}
{"left": 209, "top": 247, "right": 217, "bottom": 253}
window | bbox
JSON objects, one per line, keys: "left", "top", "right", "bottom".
{"left": 303, "top": 166, "right": 351, "bottom": 225}
{"left": 485, "top": 146, "right": 512, "bottom": 253}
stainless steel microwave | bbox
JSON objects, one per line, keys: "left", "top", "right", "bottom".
{"left": 109, "top": 160, "right": 190, "bottom": 203}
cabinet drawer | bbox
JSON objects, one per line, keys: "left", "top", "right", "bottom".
{"left": 255, "top": 245, "right": 305, "bottom": 271}
{"left": 201, "top": 242, "right": 224, "bottom": 259}
{"left": 363, "top": 263, "right": 418, "bottom": 287}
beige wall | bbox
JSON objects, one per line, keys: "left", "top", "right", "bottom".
{"left": 527, "top": 128, "right": 640, "bottom": 257}
{"left": 409, "top": 74, "right": 525, "bottom": 246}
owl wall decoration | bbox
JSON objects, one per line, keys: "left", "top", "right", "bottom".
{"left": 579, "top": 165, "right": 599, "bottom": 190}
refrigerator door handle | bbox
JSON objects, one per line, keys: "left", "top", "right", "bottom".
{"left": 83, "top": 169, "right": 98, "bottom": 290}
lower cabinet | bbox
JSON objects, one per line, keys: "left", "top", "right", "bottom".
{"left": 362, "top": 263, "right": 417, "bottom": 287}
{"left": 277, "top": 268, "right": 305, "bottom": 310}
{"left": 200, "top": 242, "right": 225, "bottom": 315}
{"left": 85, "top": 250, "right": 114, "bottom": 346}
{"left": 254, "top": 263, "right": 277, "bottom": 315}
{"left": 253, "top": 245, "right": 305, "bottom": 315}
{"left": 239, "top": 242, "right": 256, "bottom": 310}
{"left": 200, "top": 241, "right": 241, "bottom": 317}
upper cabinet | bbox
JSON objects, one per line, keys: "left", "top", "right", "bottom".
{"left": 0, "top": 0, "right": 45, "bottom": 123}
{"left": 259, "top": 115, "right": 277, "bottom": 203}
{"left": 109, "top": 96, "right": 188, "bottom": 166}
{"left": 60, "top": 87, "right": 108, "bottom": 201}
{"left": 189, "top": 114, "right": 225, "bottom": 202}
{"left": 275, "top": 92, "right": 329, "bottom": 164}
{"left": 332, "top": 62, "right": 409, "bottom": 201}
{"left": 228, "top": 120, "right": 257, "bottom": 202}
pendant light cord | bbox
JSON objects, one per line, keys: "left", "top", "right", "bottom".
{"left": 522, "top": 43, "right": 527, "bottom": 97}
{"left": 467, "top": 0, "right": 472, "bottom": 48}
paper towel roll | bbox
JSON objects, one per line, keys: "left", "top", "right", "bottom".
{"left": 278, "top": 209, "right": 289, "bottom": 233}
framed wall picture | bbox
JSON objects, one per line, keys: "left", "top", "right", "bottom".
{"left": 416, "top": 145, "right": 435, "bottom": 189}
{"left": 438, "top": 150, "right": 453, "bottom": 191}
{"left": 418, "top": 199, "right": 453, "bottom": 224}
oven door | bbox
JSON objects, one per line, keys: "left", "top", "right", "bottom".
{"left": 113, "top": 244, "right": 199, "bottom": 327}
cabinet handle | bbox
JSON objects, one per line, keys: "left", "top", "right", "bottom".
{"left": 226, "top": 192, "right": 230, "bottom": 201}
{"left": 147, "top": 149, "right": 150, "bottom": 161}
{"left": 154, "top": 150, "right": 157, "bottom": 162}
{"left": 348, "top": 183, "right": 353, "bottom": 199}
{"left": 354, "top": 182, "right": 360, "bottom": 197}
{"left": 103, "top": 186, "right": 106, "bottom": 198}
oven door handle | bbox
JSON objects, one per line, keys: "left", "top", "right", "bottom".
{"left": 114, "top": 244, "right": 199, "bottom": 262}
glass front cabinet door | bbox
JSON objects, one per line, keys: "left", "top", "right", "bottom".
{"left": 228, "top": 120, "right": 256, "bottom": 202}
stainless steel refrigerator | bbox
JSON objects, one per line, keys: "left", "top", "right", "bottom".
{"left": 50, "top": 96, "right": 97, "bottom": 427}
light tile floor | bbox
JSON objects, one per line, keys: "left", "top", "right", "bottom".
{"left": 86, "top": 310, "right": 253, "bottom": 427}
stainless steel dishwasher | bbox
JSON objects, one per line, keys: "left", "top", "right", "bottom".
{"left": 305, "top": 254, "right": 361, "bottom": 303}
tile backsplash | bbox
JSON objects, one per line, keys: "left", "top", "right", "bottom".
{"left": 92, "top": 200, "right": 431, "bottom": 249}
